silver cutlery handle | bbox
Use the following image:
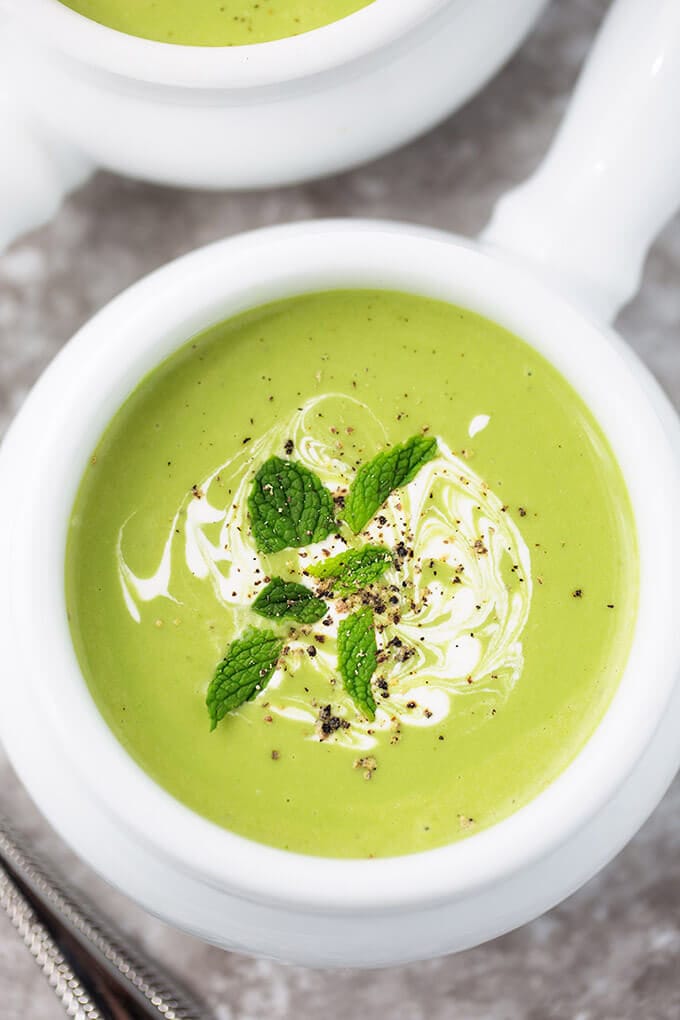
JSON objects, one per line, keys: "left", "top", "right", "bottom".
{"left": 0, "top": 817, "right": 207, "bottom": 1019}
{"left": 0, "top": 865, "right": 104, "bottom": 1019}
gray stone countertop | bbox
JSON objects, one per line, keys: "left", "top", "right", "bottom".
{"left": 1, "top": 1, "right": 679, "bottom": 1017}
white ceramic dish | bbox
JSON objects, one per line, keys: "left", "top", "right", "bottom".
{"left": 0, "top": 0, "right": 548, "bottom": 249}
{"left": 0, "top": 0, "right": 679, "bottom": 968}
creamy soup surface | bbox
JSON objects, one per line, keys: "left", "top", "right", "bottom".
{"left": 66, "top": 290, "right": 637, "bottom": 857}
{"left": 59, "top": 0, "right": 374, "bottom": 45}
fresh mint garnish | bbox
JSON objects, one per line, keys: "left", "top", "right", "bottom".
{"left": 207, "top": 627, "right": 283, "bottom": 731}
{"left": 248, "top": 456, "right": 336, "bottom": 554}
{"left": 207, "top": 435, "right": 438, "bottom": 729}
{"left": 338, "top": 607, "right": 378, "bottom": 720}
{"left": 343, "top": 434, "right": 438, "bottom": 533}
{"left": 253, "top": 577, "right": 327, "bottom": 624}
{"left": 307, "top": 545, "right": 392, "bottom": 596}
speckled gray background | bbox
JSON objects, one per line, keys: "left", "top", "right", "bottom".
{"left": 1, "top": 1, "right": 679, "bottom": 1017}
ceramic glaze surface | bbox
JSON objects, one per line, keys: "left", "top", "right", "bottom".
{"left": 0, "top": 0, "right": 548, "bottom": 241}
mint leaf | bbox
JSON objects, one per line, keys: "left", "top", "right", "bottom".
{"left": 249, "top": 456, "right": 336, "bottom": 554}
{"left": 338, "top": 608, "right": 378, "bottom": 720}
{"left": 342, "top": 432, "right": 438, "bottom": 530}
{"left": 307, "top": 545, "right": 392, "bottom": 596}
{"left": 253, "top": 577, "right": 327, "bottom": 624}
{"left": 343, "top": 435, "right": 438, "bottom": 533}
{"left": 207, "top": 627, "right": 283, "bottom": 731}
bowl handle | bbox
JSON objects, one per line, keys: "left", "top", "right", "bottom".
{"left": 0, "top": 45, "right": 92, "bottom": 252}
{"left": 481, "top": 0, "right": 680, "bottom": 324}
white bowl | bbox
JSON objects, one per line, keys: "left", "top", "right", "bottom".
{"left": 0, "top": 0, "right": 548, "bottom": 247}
{"left": 0, "top": 220, "right": 679, "bottom": 966}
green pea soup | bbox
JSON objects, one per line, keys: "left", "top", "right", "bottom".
{"left": 58, "top": 0, "right": 374, "bottom": 45}
{"left": 66, "top": 290, "right": 637, "bottom": 858}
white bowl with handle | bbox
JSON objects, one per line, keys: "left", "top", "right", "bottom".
{"left": 0, "top": 0, "right": 548, "bottom": 249}
{"left": 0, "top": 0, "right": 679, "bottom": 967}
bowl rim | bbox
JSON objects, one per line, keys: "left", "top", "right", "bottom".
{"left": 3, "top": 0, "right": 455, "bottom": 89}
{"left": 1, "top": 219, "right": 679, "bottom": 913}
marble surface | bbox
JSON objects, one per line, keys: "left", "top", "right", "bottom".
{"left": 1, "top": 1, "right": 679, "bottom": 1017}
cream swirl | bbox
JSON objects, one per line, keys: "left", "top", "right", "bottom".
{"left": 118, "top": 395, "right": 532, "bottom": 749}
